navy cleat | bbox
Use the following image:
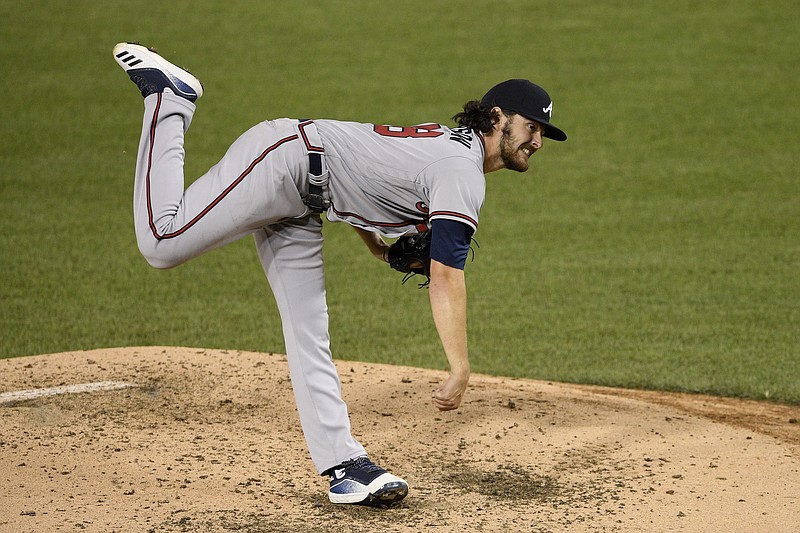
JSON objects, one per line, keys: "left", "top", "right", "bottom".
{"left": 327, "top": 456, "right": 408, "bottom": 507}
{"left": 113, "top": 42, "right": 203, "bottom": 102}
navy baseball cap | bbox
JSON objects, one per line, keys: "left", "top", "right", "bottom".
{"left": 481, "top": 79, "right": 567, "bottom": 141}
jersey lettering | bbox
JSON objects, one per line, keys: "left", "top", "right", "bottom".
{"left": 373, "top": 123, "right": 444, "bottom": 138}
{"left": 448, "top": 126, "right": 473, "bottom": 148}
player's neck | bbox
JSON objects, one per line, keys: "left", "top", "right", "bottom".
{"left": 482, "top": 131, "right": 505, "bottom": 173}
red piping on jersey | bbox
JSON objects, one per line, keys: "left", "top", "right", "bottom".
{"left": 429, "top": 210, "right": 478, "bottom": 228}
{"left": 329, "top": 205, "right": 425, "bottom": 229}
{"left": 298, "top": 120, "right": 324, "bottom": 152}
{"left": 145, "top": 93, "right": 298, "bottom": 240}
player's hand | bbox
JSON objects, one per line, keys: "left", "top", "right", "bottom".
{"left": 433, "top": 371, "right": 469, "bottom": 411}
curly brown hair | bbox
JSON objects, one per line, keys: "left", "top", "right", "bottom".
{"left": 452, "top": 100, "right": 510, "bottom": 133}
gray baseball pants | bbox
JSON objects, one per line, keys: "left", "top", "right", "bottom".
{"left": 132, "top": 91, "right": 365, "bottom": 473}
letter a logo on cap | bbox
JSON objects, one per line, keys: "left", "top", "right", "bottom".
{"left": 480, "top": 79, "right": 567, "bottom": 140}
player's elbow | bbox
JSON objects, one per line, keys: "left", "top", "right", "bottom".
{"left": 429, "top": 259, "right": 466, "bottom": 289}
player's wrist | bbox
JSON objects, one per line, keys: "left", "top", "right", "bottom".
{"left": 450, "top": 364, "right": 470, "bottom": 380}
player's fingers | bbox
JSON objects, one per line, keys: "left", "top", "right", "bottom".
{"left": 432, "top": 391, "right": 450, "bottom": 405}
{"left": 433, "top": 390, "right": 461, "bottom": 411}
{"left": 434, "top": 398, "right": 457, "bottom": 411}
{"left": 433, "top": 389, "right": 453, "bottom": 403}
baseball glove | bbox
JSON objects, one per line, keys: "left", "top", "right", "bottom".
{"left": 387, "top": 230, "right": 432, "bottom": 286}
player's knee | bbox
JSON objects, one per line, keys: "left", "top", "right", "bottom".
{"left": 144, "top": 254, "right": 179, "bottom": 270}
{"left": 137, "top": 241, "right": 183, "bottom": 270}
{"left": 140, "top": 250, "right": 178, "bottom": 270}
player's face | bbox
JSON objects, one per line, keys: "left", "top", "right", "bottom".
{"left": 499, "top": 114, "right": 544, "bottom": 172}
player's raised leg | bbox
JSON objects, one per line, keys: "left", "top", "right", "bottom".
{"left": 113, "top": 43, "right": 308, "bottom": 269}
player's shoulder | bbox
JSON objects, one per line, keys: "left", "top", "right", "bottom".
{"left": 370, "top": 123, "right": 482, "bottom": 149}
{"left": 314, "top": 118, "right": 371, "bottom": 135}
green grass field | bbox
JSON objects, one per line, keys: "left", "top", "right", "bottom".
{"left": 1, "top": 1, "right": 798, "bottom": 403}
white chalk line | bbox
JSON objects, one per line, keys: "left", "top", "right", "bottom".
{"left": 0, "top": 381, "right": 137, "bottom": 405}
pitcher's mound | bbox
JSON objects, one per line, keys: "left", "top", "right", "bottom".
{"left": 1, "top": 347, "right": 798, "bottom": 532}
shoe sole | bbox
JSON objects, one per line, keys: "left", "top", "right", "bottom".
{"left": 113, "top": 42, "right": 203, "bottom": 101}
{"left": 363, "top": 481, "right": 409, "bottom": 508}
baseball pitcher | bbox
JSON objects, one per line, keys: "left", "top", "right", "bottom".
{"left": 113, "top": 42, "right": 566, "bottom": 507}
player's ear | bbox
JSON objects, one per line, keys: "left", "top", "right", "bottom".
{"left": 490, "top": 106, "right": 506, "bottom": 132}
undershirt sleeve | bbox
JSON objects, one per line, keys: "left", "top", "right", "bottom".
{"left": 430, "top": 219, "right": 475, "bottom": 270}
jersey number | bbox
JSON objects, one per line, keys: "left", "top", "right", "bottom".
{"left": 373, "top": 123, "right": 444, "bottom": 138}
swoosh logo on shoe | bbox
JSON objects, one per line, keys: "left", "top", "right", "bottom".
{"left": 334, "top": 468, "right": 346, "bottom": 480}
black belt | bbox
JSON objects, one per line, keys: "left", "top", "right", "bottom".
{"left": 298, "top": 119, "right": 329, "bottom": 214}
{"left": 309, "top": 152, "right": 323, "bottom": 176}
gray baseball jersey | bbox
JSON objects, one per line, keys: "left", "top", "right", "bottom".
{"left": 315, "top": 120, "right": 486, "bottom": 237}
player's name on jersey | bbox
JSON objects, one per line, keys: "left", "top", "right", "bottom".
{"left": 449, "top": 126, "right": 474, "bottom": 149}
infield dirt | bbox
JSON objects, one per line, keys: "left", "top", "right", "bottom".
{"left": 1, "top": 347, "right": 798, "bottom": 532}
